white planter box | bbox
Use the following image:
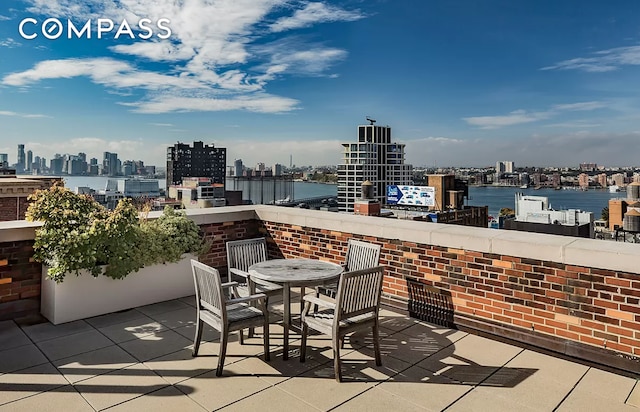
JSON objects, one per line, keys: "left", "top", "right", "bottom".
{"left": 41, "top": 255, "right": 197, "bottom": 325}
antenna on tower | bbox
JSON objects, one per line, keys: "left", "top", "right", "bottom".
{"left": 365, "top": 116, "right": 376, "bottom": 125}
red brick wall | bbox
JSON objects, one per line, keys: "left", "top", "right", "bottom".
{"left": 0, "top": 240, "right": 41, "bottom": 321}
{"left": 199, "top": 219, "right": 262, "bottom": 276}
{"left": 0, "top": 197, "right": 29, "bottom": 222}
{"left": 261, "top": 220, "right": 640, "bottom": 370}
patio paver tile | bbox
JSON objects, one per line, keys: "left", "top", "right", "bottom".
{"left": 173, "top": 322, "right": 220, "bottom": 343}
{"left": 178, "top": 363, "right": 272, "bottom": 411}
{"left": 0, "top": 362, "right": 68, "bottom": 406}
{"left": 73, "top": 363, "right": 169, "bottom": 411}
{"left": 35, "top": 329, "right": 114, "bottom": 361}
{"left": 218, "top": 386, "right": 322, "bottom": 412}
{"left": 146, "top": 307, "right": 197, "bottom": 330}
{"left": 332, "top": 386, "right": 429, "bottom": 412}
{"left": 417, "top": 332, "right": 523, "bottom": 376}
{"left": 0, "top": 321, "right": 31, "bottom": 352}
{"left": 21, "top": 320, "right": 92, "bottom": 343}
{"left": 106, "top": 385, "right": 207, "bottom": 412}
{"left": 0, "top": 385, "right": 94, "bottom": 412}
{"left": 142, "top": 344, "right": 232, "bottom": 385}
{"left": 231, "top": 351, "right": 317, "bottom": 385}
{"left": 0, "top": 344, "right": 49, "bottom": 375}
{"left": 556, "top": 367, "right": 639, "bottom": 412}
{"left": 53, "top": 345, "right": 138, "bottom": 384}
{"left": 277, "top": 369, "right": 376, "bottom": 411}
{"left": 118, "top": 328, "right": 192, "bottom": 362}
{"left": 378, "top": 365, "right": 474, "bottom": 412}
{"left": 98, "top": 317, "right": 167, "bottom": 344}
{"left": 135, "top": 300, "right": 192, "bottom": 317}
{"left": 85, "top": 309, "right": 149, "bottom": 329}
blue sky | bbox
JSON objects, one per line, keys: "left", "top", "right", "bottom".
{"left": 1, "top": 0, "right": 640, "bottom": 168}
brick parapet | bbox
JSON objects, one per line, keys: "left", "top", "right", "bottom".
{"left": 0, "top": 239, "right": 41, "bottom": 321}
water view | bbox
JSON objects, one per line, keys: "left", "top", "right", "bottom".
{"left": 60, "top": 176, "right": 615, "bottom": 218}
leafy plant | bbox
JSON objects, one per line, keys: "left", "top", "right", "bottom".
{"left": 26, "top": 184, "right": 206, "bottom": 283}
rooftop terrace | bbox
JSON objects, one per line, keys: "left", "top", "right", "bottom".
{"left": 1, "top": 295, "right": 639, "bottom": 411}
{"left": 1, "top": 205, "right": 640, "bottom": 410}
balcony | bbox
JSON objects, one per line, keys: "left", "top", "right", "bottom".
{"left": 1, "top": 205, "right": 640, "bottom": 410}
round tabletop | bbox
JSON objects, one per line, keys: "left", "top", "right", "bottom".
{"left": 249, "top": 258, "right": 343, "bottom": 284}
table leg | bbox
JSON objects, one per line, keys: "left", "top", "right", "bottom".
{"left": 283, "top": 283, "right": 290, "bottom": 360}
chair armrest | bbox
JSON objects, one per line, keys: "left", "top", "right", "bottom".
{"left": 303, "top": 295, "right": 336, "bottom": 310}
{"left": 227, "top": 293, "right": 267, "bottom": 305}
{"left": 221, "top": 281, "right": 239, "bottom": 289}
{"left": 229, "top": 268, "right": 249, "bottom": 279}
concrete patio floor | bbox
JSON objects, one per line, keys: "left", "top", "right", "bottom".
{"left": 1, "top": 293, "right": 639, "bottom": 411}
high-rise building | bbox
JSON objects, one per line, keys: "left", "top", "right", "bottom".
{"left": 495, "top": 161, "right": 515, "bottom": 175}
{"left": 26, "top": 150, "right": 33, "bottom": 172}
{"left": 102, "top": 152, "right": 120, "bottom": 176}
{"left": 578, "top": 173, "right": 590, "bottom": 188}
{"left": 17, "top": 145, "right": 25, "bottom": 172}
{"left": 0, "top": 154, "right": 8, "bottom": 167}
{"left": 337, "top": 123, "right": 413, "bottom": 212}
{"left": 273, "top": 164, "right": 283, "bottom": 176}
{"left": 166, "top": 141, "right": 226, "bottom": 193}
{"left": 597, "top": 173, "right": 607, "bottom": 188}
{"left": 234, "top": 159, "right": 243, "bottom": 177}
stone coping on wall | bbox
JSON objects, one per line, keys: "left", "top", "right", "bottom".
{"left": 1, "top": 205, "right": 639, "bottom": 275}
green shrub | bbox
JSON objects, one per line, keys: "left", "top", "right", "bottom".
{"left": 26, "top": 184, "right": 206, "bottom": 283}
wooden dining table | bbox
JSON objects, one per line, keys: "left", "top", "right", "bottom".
{"left": 248, "top": 258, "right": 343, "bottom": 360}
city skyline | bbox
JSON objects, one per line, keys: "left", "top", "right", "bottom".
{"left": 2, "top": 1, "right": 640, "bottom": 167}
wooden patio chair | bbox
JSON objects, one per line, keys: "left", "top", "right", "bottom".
{"left": 315, "top": 239, "right": 381, "bottom": 303}
{"left": 300, "top": 266, "right": 385, "bottom": 382}
{"left": 191, "top": 260, "right": 270, "bottom": 376}
{"left": 226, "top": 237, "right": 283, "bottom": 302}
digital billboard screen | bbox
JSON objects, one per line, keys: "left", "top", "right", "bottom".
{"left": 386, "top": 185, "right": 435, "bottom": 207}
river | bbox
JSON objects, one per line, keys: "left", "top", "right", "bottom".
{"left": 59, "top": 177, "right": 617, "bottom": 218}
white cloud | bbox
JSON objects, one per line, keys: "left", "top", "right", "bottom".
{"left": 551, "top": 101, "right": 606, "bottom": 111}
{"left": 463, "top": 110, "right": 552, "bottom": 129}
{"left": 149, "top": 123, "right": 173, "bottom": 127}
{"left": 0, "top": 15, "right": 11, "bottom": 21}
{"left": 463, "top": 101, "right": 605, "bottom": 129}
{"left": 542, "top": 45, "right": 640, "bottom": 72}
{"left": 3, "top": 58, "right": 205, "bottom": 89}
{"left": 0, "top": 38, "right": 21, "bottom": 48}
{"left": 0, "top": 110, "right": 50, "bottom": 118}
{"left": 122, "top": 93, "right": 299, "bottom": 114}
{"left": 543, "top": 121, "right": 601, "bottom": 128}
{"left": 3, "top": 0, "right": 360, "bottom": 114}
{"left": 270, "top": 2, "right": 364, "bottom": 32}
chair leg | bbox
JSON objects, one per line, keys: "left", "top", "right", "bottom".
{"left": 314, "top": 288, "right": 320, "bottom": 313}
{"left": 373, "top": 322, "right": 382, "bottom": 366}
{"left": 192, "top": 319, "right": 204, "bottom": 357}
{"left": 300, "top": 322, "right": 308, "bottom": 363}
{"left": 333, "top": 336, "right": 342, "bottom": 382}
{"left": 263, "top": 312, "right": 270, "bottom": 362}
{"left": 216, "top": 331, "right": 229, "bottom": 377}
{"left": 239, "top": 329, "right": 244, "bottom": 345}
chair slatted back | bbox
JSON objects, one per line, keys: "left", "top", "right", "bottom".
{"left": 334, "top": 266, "right": 384, "bottom": 323}
{"left": 226, "top": 238, "right": 268, "bottom": 277}
{"left": 345, "top": 240, "right": 381, "bottom": 272}
{"left": 191, "top": 260, "right": 226, "bottom": 321}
